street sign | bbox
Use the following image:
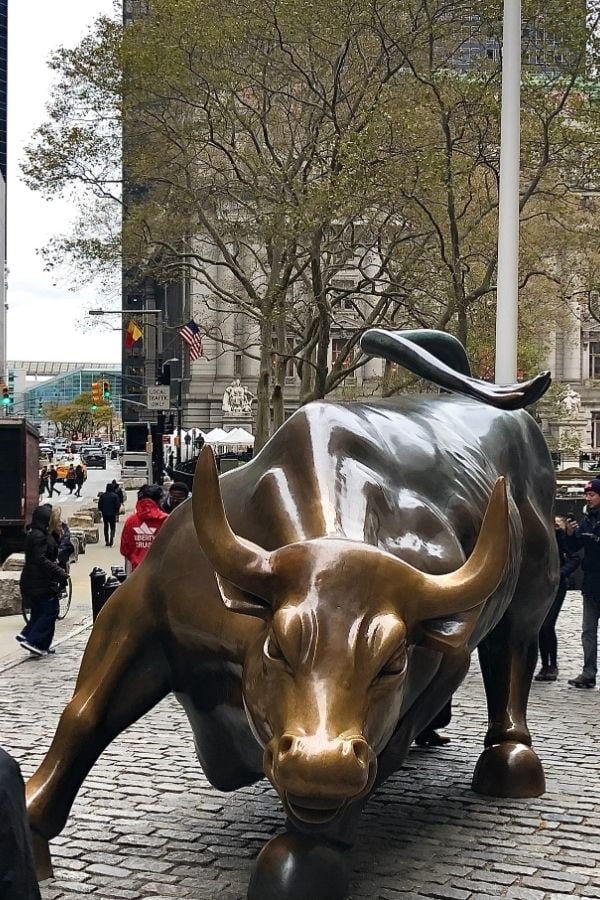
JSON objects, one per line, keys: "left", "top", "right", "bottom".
{"left": 146, "top": 386, "right": 171, "bottom": 410}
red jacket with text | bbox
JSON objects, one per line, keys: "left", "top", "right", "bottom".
{"left": 120, "top": 499, "right": 168, "bottom": 570}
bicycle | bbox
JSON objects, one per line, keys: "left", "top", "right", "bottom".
{"left": 21, "top": 575, "right": 73, "bottom": 624}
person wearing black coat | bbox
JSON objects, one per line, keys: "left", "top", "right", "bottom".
{"left": 534, "top": 518, "right": 580, "bottom": 682}
{"left": 74, "top": 464, "right": 86, "bottom": 498}
{"left": 565, "top": 478, "right": 600, "bottom": 687}
{"left": 98, "top": 483, "right": 121, "bottom": 547}
{"left": 17, "top": 505, "right": 67, "bottom": 657}
{"left": 0, "top": 747, "right": 41, "bottom": 900}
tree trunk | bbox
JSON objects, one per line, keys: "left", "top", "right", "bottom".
{"left": 456, "top": 302, "right": 468, "bottom": 349}
{"left": 271, "top": 313, "right": 286, "bottom": 432}
{"left": 311, "top": 232, "right": 329, "bottom": 400}
{"left": 255, "top": 319, "right": 273, "bottom": 451}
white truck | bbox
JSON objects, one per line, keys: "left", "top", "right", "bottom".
{"left": 120, "top": 451, "right": 153, "bottom": 489}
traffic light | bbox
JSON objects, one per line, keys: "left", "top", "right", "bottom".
{"left": 91, "top": 381, "right": 102, "bottom": 404}
{"left": 102, "top": 380, "right": 111, "bottom": 401}
{"left": 1, "top": 384, "right": 10, "bottom": 407}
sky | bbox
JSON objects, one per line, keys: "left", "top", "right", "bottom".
{"left": 7, "top": 0, "right": 120, "bottom": 363}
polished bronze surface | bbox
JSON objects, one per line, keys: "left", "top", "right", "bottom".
{"left": 26, "top": 332, "right": 558, "bottom": 899}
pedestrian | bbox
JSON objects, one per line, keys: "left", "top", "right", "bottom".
{"left": 57, "top": 519, "right": 75, "bottom": 571}
{"left": 65, "top": 464, "right": 76, "bottom": 495}
{"left": 74, "top": 463, "right": 85, "bottom": 498}
{"left": 167, "top": 451, "right": 175, "bottom": 472}
{"left": 535, "top": 516, "right": 580, "bottom": 682}
{"left": 120, "top": 484, "right": 168, "bottom": 571}
{"left": 98, "top": 483, "right": 121, "bottom": 547}
{"left": 0, "top": 747, "right": 42, "bottom": 900}
{"left": 47, "top": 465, "right": 61, "bottom": 497}
{"left": 39, "top": 466, "right": 49, "bottom": 501}
{"left": 162, "top": 481, "right": 189, "bottom": 514}
{"left": 415, "top": 701, "right": 452, "bottom": 747}
{"left": 16, "top": 505, "right": 67, "bottom": 657}
{"left": 566, "top": 478, "right": 600, "bottom": 688}
{"left": 110, "top": 479, "right": 125, "bottom": 509}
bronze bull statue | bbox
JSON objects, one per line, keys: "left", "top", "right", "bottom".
{"left": 27, "top": 330, "right": 558, "bottom": 900}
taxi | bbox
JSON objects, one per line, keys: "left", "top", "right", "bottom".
{"left": 54, "top": 455, "right": 87, "bottom": 483}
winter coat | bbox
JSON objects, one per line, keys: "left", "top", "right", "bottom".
{"left": 98, "top": 487, "right": 121, "bottom": 520}
{"left": 57, "top": 523, "right": 75, "bottom": 570}
{"left": 556, "top": 526, "right": 580, "bottom": 589}
{"left": 75, "top": 466, "right": 85, "bottom": 486}
{"left": 0, "top": 748, "right": 41, "bottom": 900}
{"left": 119, "top": 498, "right": 168, "bottom": 570}
{"left": 19, "top": 506, "right": 67, "bottom": 602}
{"left": 566, "top": 508, "right": 600, "bottom": 599}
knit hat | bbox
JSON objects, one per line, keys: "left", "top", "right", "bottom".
{"left": 584, "top": 479, "right": 600, "bottom": 494}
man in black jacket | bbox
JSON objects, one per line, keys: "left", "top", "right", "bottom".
{"left": 16, "top": 505, "right": 67, "bottom": 657}
{"left": 566, "top": 478, "right": 600, "bottom": 688}
{"left": 98, "top": 483, "right": 121, "bottom": 547}
{"left": 0, "top": 748, "right": 41, "bottom": 900}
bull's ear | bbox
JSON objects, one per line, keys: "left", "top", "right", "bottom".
{"left": 419, "top": 605, "right": 482, "bottom": 654}
{"left": 215, "top": 574, "right": 272, "bottom": 619}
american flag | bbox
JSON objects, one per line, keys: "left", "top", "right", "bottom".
{"left": 179, "top": 319, "right": 203, "bottom": 361}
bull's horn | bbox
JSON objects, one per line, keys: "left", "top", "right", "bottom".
{"left": 192, "top": 446, "right": 273, "bottom": 597}
{"left": 390, "top": 478, "right": 509, "bottom": 623}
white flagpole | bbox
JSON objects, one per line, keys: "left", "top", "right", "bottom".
{"left": 495, "top": 0, "right": 522, "bottom": 385}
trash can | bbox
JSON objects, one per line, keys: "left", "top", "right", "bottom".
{"left": 90, "top": 567, "right": 106, "bottom": 621}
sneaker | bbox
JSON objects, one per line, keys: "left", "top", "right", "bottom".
{"left": 567, "top": 674, "right": 596, "bottom": 689}
{"left": 20, "top": 640, "right": 43, "bottom": 657}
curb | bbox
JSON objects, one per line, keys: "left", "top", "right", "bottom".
{"left": 0, "top": 616, "right": 93, "bottom": 675}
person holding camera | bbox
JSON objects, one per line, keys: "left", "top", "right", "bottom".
{"left": 565, "top": 479, "right": 600, "bottom": 688}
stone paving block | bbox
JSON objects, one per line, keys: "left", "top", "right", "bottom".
{"left": 4, "top": 593, "right": 600, "bottom": 900}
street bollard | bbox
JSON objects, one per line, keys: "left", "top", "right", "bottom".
{"left": 89, "top": 567, "right": 107, "bottom": 622}
{"left": 110, "top": 566, "right": 127, "bottom": 584}
{"left": 101, "top": 576, "right": 121, "bottom": 607}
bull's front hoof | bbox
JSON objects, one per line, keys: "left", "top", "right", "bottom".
{"left": 31, "top": 829, "right": 54, "bottom": 881}
{"left": 471, "top": 742, "right": 545, "bottom": 798}
{"left": 248, "top": 833, "right": 350, "bottom": 900}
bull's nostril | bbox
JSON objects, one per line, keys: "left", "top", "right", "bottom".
{"left": 278, "top": 734, "right": 295, "bottom": 756}
{"left": 351, "top": 739, "right": 371, "bottom": 768}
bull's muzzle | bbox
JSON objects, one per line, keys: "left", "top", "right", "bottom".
{"left": 265, "top": 733, "right": 377, "bottom": 826}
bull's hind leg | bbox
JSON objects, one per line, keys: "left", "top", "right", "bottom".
{"left": 472, "top": 505, "right": 556, "bottom": 798}
{"left": 472, "top": 615, "right": 544, "bottom": 797}
{"left": 27, "top": 571, "right": 171, "bottom": 878}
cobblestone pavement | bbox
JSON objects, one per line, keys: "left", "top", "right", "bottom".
{"left": 0, "top": 592, "right": 599, "bottom": 900}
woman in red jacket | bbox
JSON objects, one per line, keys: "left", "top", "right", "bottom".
{"left": 120, "top": 484, "right": 168, "bottom": 571}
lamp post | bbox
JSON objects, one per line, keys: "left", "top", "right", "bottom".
{"left": 495, "top": 0, "right": 522, "bottom": 385}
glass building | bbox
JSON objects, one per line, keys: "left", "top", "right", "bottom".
{"left": 22, "top": 369, "right": 122, "bottom": 420}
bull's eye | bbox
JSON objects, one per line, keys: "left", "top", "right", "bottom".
{"left": 264, "top": 634, "right": 292, "bottom": 671}
{"left": 379, "top": 649, "right": 407, "bottom": 679}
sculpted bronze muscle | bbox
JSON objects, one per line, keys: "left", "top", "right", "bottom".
{"left": 26, "top": 330, "right": 558, "bottom": 900}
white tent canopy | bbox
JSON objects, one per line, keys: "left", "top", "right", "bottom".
{"left": 203, "top": 428, "right": 229, "bottom": 444}
{"left": 225, "top": 427, "right": 255, "bottom": 445}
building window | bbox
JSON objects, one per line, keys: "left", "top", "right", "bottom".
{"left": 331, "top": 338, "right": 355, "bottom": 369}
{"left": 592, "top": 412, "right": 600, "bottom": 449}
{"left": 589, "top": 342, "right": 600, "bottom": 379}
{"left": 234, "top": 353, "right": 242, "bottom": 378}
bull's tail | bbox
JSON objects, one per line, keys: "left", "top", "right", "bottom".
{"left": 360, "top": 329, "right": 551, "bottom": 410}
